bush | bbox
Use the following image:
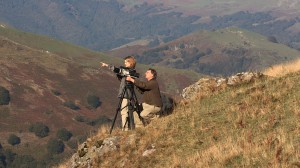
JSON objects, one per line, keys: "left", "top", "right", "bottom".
{"left": 10, "top": 155, "right": 37, "bottom": 168}
{"left": 56, "top": 128, "right": 73, "bottom": 141}
{"left": 7, "top": 134, "right": 21, "bottom": 146}
{"left": 0, "top": 108, "right": 10, "bottom": 118}
{"left": 51, "top": 90, "right": 61, "bottom": 96}
{"left": 268, "top": 36, "right": 278, "bottom": 43}
{"left": 86, "top": 116, "right": 112, "bottom": 126}
{"left": 77, "top": 135, "right": 88, "bottom": 144}
{"left": 74, "top": 115, "right": 87, "bottom": 122}
{"left": 0, "top": 86, "right": 10, "bottom": 105}
{"left": 1, "top": 149, "right": 15, "bottom": 166}
{"left": 0, "top": 152, "right": 5, "bottom": 167}
{"left": 29, "top": 122, "right": 50, "bottom": 138}
{"left": 87, "top": 95, "right": 101, "bottom": 109}
{"left": 47, "top": 139, "right": 65, "bottom": 155}
{"left": 67, "top": 139, "right": 78, "bottom": 149}
{"left": 63, "top": 101, "right": 80, "bottom": 110}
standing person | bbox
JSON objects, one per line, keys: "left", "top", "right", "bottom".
{"left": 126, "top": 68, "right": 163, "bottom": 123}
{"left": 100, "top": 56, "right": 143, "bottom": 130}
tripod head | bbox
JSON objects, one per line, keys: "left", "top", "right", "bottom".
{"left": 125, "top": 80, "right": 134, "bottom": 88}
{"left": 117, "top": 66, "right": 140, "bottom": 78}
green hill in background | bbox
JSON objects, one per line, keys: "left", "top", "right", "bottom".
{"left": 112, "top": 27, "right": 300, "bottom": 76}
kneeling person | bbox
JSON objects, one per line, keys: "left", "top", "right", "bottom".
{"left": 126, "top": 68, "right": 163, "bottom": 122}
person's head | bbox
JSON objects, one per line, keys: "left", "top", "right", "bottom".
{"left": 145, "top": 68, "right": 157, "bottom": 81}
{"left": 124, "top": 56, "right": 136, "bottom": 68}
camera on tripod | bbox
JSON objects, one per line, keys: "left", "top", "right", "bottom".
{"left": 109, "top": 66, "right": 142, "bottom": 134}
{"left": 117, "top": 66, "right": 140, "bottom": 79}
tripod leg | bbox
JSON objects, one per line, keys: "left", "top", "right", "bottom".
{"left": 128, "top": 104, "right": 135, "bottom": 130}
{"left": 131, "top": 89, "right": 145, "bottom": 127}
{"left": 110, "top": 85, "right": 128, "bottom": 134}
{"left": 109, "top": 97, "right": 123, "bottom": 134}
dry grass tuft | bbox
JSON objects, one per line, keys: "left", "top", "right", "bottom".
{"left": 263, "top": 58, "right": 300, "bottom": 77}
{"left": 58, "top": 61, "right": 300, "bottom": 167}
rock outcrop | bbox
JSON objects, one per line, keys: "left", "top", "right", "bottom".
{"left": 181, "top": 72, "right": 264, "bottom": 100}
{"left": 66, "top": 136, "right": 120, "bottom": 168}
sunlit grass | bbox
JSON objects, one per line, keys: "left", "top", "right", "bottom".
{"left": 263, "top": 58, "right": 300, "bottom": 77}
{"left": 59, "top": 68, "right": 300, "bottom": 167}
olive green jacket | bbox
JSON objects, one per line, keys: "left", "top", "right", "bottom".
{"left": 134, "top": 78, "right": 163, "bottom": 107}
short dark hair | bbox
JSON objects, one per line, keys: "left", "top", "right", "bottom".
{"left": 148, "top": 68, "right": 157, "bottom": 79}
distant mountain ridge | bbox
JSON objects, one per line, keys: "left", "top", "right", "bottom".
{"left": 127, "top": 0, "right": 300, "bottom": 16}
{"left": 1, "top": 0, "right": 300, "bottom": 51}
{"left": 111, "top": 27, "right": 300, "bottom": 76}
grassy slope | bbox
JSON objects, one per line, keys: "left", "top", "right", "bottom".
{"left": 0, "top": 26, "right": 203, "bottom": 165}
{"left": 81, "top": 70, "right": 300, "bottom": 167}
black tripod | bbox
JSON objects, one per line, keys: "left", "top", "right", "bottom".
{"left": 109, "top": 80, "right": 141, "bottom": 134}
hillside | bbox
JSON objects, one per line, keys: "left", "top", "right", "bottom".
{"left": 126, "top": 0, "right": 300, "bottom": 16}
{"left": 0, "top": 26, "right": 202, "bottom": 167}
{"left": 1, "top": 1, "right": 300, "bottom": 51}
{"left": 113, "top": 27, "right": 300, "bottom": 76}
{"left": 61, "top": 63, "right": 300, "bottom": 167}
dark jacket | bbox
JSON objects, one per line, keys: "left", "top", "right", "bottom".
{"left": 134, "top": 78, "right": 163, "bottom": 107}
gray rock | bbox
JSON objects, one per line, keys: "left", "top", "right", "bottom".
{"left": 66, "top": 136, "right": 120, "bottom": 168}
{"left": 181, "top": 72, "right": 264, "bottom": 100}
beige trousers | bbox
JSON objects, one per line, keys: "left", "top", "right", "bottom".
{"left": 140, "top": 103, "right": 161, "bottom": 120}
{"left": 121, "top": 99, "right": 143, "bottom": 130}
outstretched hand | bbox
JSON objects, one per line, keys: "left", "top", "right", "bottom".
{"left": 100, "top": 62, "right": 108, "bottom": 67}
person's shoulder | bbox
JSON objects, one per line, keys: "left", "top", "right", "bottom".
{"left": 149, "top": 79, "right": 158, "bottom": 84}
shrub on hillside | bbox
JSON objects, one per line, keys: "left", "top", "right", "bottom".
{"left": 0, "top": 153, "right": 5, "bottom": 167}
{"left": 47, "top": 139, "right": 65, "bottom": 155}
{"left": 63, "top": 101, "right": 80, "bottom": 110}
{"left": 77, "top": 135, "right": 88, "bottom": 144}
{"left": 56, "top": 128, "right": 73, "bottom": 141}
{"left": 0, "top": 86, "right": 10, "bottom": 105}
{"left": 10, "top": 155, "right": 37, "bottom": 168}
{"left": 0, "top": 107, "right": 10, "bottom": 118}
{"left": 86, "top": 116, "right": 112, "bottom": 126}
{"left": 0, "top": 149, "right": 15, "bottom": 166}
{"left": 87, "top": 95, "right": 101, "bottom": 109}
{"left": 206, "top": 48, "right": 213, "bottom": 55}
{"left": 0, "top": 158, "right": 4, "bottom": 167}
{"left": 268, "top": 36, "right": 278, "bottom": 43}
{"left": 29, "top": 122, "right": 50, "bottom": 138}
{"left": 7, "top": 134, "right": 21, "bottom": 146}
{"left": 51, "top": 89, "right": 61, "bottom": 96}
{"left": 74, "top": 115, "right": 87, "bottom": 122}
{"left": 67, "top": 139, "right": 78, "bottom": 150}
